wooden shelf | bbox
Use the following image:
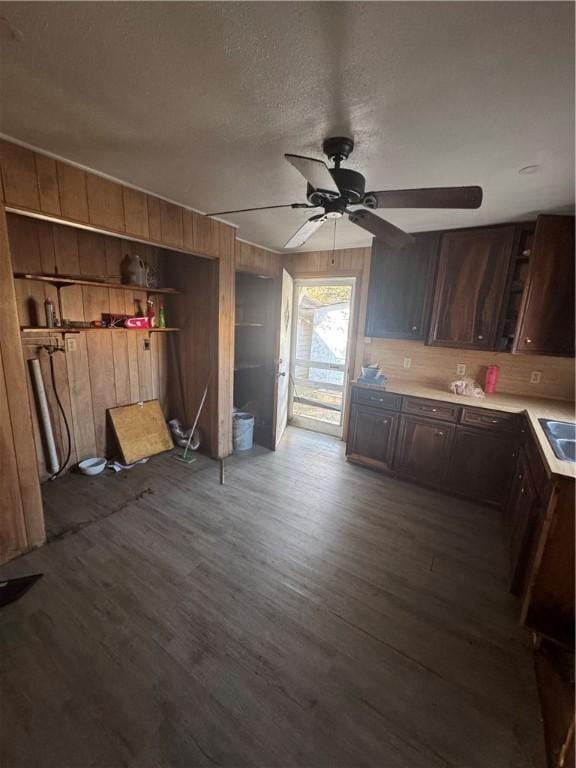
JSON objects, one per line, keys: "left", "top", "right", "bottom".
{"left": 13, "top": 272, "right": 180, "bottom": 295}
{"left": 20, "top": 327, "right": 180, "bottom": 334}
{"left": 235, "top": 322, "right": 264, "bottom": 327}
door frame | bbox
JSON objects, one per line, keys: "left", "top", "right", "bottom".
{"left": 288, "top": 275, "right": 357, "bottom": 438}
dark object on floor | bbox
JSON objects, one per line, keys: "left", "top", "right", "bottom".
{"left": 0, "top": 574, "right": 43, "bottom": 608}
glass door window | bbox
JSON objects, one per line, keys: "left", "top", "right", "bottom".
{"left": 290, "top": 279, "right": 355, "bottom": 435}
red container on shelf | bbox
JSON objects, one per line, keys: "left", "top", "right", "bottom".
{"left": 484, "top": 365, "right": 500, "bottom": 394}
{"left": 125, "top": 316, "right": 150, "bottom": 329}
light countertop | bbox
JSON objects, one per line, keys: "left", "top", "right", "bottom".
{"left": 352, "top": 379, "right": 576, "bottom": 480}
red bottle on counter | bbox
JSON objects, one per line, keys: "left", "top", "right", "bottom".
{"left": 484, "top": 365, "right": 500, "bottom": 394}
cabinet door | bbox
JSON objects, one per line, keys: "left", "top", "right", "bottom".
{"left": 514, "top": 215, "right": 575, "bottom": 357}
{"left": 394, "top": 415, "right": 454, "bottom": 488}
{"left": 428, "top": 226, "right": 515, "bottom": 349}
{"left": 346, "top": 404, "right": 399, "bottom": 472}
{"left": 365, "top": 232, "right": 439, "bottom": 340}
{"left": 447, "top": 427, "right": 515, "bottom": 506}
{"left": 507, "top": 449, "right": 541, "bottom": 595}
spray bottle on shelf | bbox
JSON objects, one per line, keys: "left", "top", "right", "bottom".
{"left": 44, "top": 297, "right": 56, "bottom": 328}
{"left": 158, "top": 300, "right": 166, "bottom": 329}
{"left": 146, "top": 297, "right": 156, "bottom": 328}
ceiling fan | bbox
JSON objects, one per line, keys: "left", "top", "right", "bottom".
{"left": 207, "top": 137, "right": 483, "bottom": 249}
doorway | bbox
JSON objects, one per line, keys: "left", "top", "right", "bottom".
{"left": 288, "top": 277, "right": 356, "bottom": 438}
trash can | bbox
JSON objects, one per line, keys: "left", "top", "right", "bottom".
{"left": 233, "top": 412, "right": 255, "bottom": 451}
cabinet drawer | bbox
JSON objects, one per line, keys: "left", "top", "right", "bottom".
{"left": 402, "top": 396, "right": 459, "bottom": 423}
{"left": 461, "top": 407, "right": 517, "bottom": 431}
{"left": 352, "top": 388, "right": 402, "bottom": 411}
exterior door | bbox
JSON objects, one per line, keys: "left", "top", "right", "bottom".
{"left": 289, "top": 278, "right": 356, "bottom": 437}
{"left": 274, "top": 268, "right": 293, "bottom": 446}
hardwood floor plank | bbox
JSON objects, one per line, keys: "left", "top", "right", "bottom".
{"left": 0, "top": 427, "right": 546, "bottom": 767}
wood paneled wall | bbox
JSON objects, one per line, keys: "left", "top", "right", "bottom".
{"left": 0, "top": 139, "right": 240, "bottom": 561}
{"left": 165, "top": 254, "right": 219, "bottom": 456}
{"left": 0, "top": 205, "right": 44, "bottom": 562}
{"left": 9, "top": 215, "right": 172, "bottom": 480}
{"left": 236, "top": 240, "right": 281, "bottom": 277}
{"left": 0, "top": 139, "right": 234, "bottom": 259}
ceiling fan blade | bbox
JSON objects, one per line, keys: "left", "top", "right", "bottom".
{"left": 348, "top": 209, "right": 414, "bottom": 248}
{"left": 285, "top": 154, "right": 340, "bottom": 197}
{"left": 363, "top": 186, "right": 483, "bottom": 210}
{"left": 206, "top": 202, "right": 313, "bottom": 216}
{"left": 284, "top": 213, "right": 328, "bottom": 249}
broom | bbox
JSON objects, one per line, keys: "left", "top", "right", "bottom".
{"left": 174, "top": 378, "right": 211, "bottom": 464}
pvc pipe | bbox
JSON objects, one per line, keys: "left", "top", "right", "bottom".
{"left": 29, "top": 358, "right": 59, "bottom": 475}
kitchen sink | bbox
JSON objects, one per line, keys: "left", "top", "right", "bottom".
{"left": 539, "top": 419, "right": 576, "bottom": 463}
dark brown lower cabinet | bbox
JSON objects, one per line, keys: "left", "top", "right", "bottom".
{"left": 447, "top": 427, "right": 516, "bottom": 506}
{"left": 394, "top": 415, "right": 454, "bottom": 489}
{"left": 346, "top": 404, "right": 399, "bottom": 472}
{"left": 507, "top": 447, "right": 543, "bottom": 595}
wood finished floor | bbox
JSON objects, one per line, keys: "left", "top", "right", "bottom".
{"left": 0, "top": 427, "right": 545, "bottom": 768}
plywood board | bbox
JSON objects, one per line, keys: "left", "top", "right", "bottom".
{"left": 108, "top": 399, "right": 173, "bottom": 464}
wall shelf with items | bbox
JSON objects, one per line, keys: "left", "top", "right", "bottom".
{"left": 20, "top": 327, "right": 180, "bottom": 334}
{"left": 13, "top": 272, "right": 180, "bottom": 295}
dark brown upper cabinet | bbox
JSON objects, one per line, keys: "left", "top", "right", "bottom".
{"left": 513, "top": 215, "right": 575, "bottom": 357}
{"left": 427, "top": 226, "right": 515, "bottom": 350}
{"left": 365, "top": 233, "right": 439, "bottom": 340}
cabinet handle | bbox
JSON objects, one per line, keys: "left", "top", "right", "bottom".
{"left": 369, "top": 396, "right": 385, "bottom": 403}
{"left": 422, "top": 406, "right": 437, "bottom": 412}
{"left": 524, "top": 338, "right": 532, "bottom": 344}
{"left": 521, "top": 487, "right": 525, "bottom": 494}
{"left": 411, "top": 326, "right": 418, "bottom": 332}
{"left": 435, "top": 431, "right": 445, "bottom": 437}
{"left": 518, "top": 473, "right": 523, "bottom": 480}
{"left": 381, "top": 419, "right": 388, "bottom": 425}
{"left": 477, "top": 335, "right": 484, "bottom": 340}
{"left": 490, "top": 419, "right": 499, "bottom": 424}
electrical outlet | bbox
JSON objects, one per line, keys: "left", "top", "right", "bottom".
{"left": 403, "top": 357, "right": 412, "bottom": 369}
{"left": 456, "top": 364, "right": 466, "bottom": 376}
{"left": 530, "top": 370, "right": 542, "bottom": 384}
{"left": 66, "top": 337, "right": 77, "bottom": 352}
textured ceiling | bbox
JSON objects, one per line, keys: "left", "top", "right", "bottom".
{"left": 0, "top": 2, "right": 574, "bottom": 252}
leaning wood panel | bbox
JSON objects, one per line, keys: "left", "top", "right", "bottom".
{"left": 0, "top": 203, "right": 44, "bottom": 558}
{"left": 108, "top": 399, "right": 173, "bottom": 464}
{"left": 0, "top": 140, "right": 40, "bottom": 210}
{"left": 86, "top": 175, "right": 125, "bottom": 232}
